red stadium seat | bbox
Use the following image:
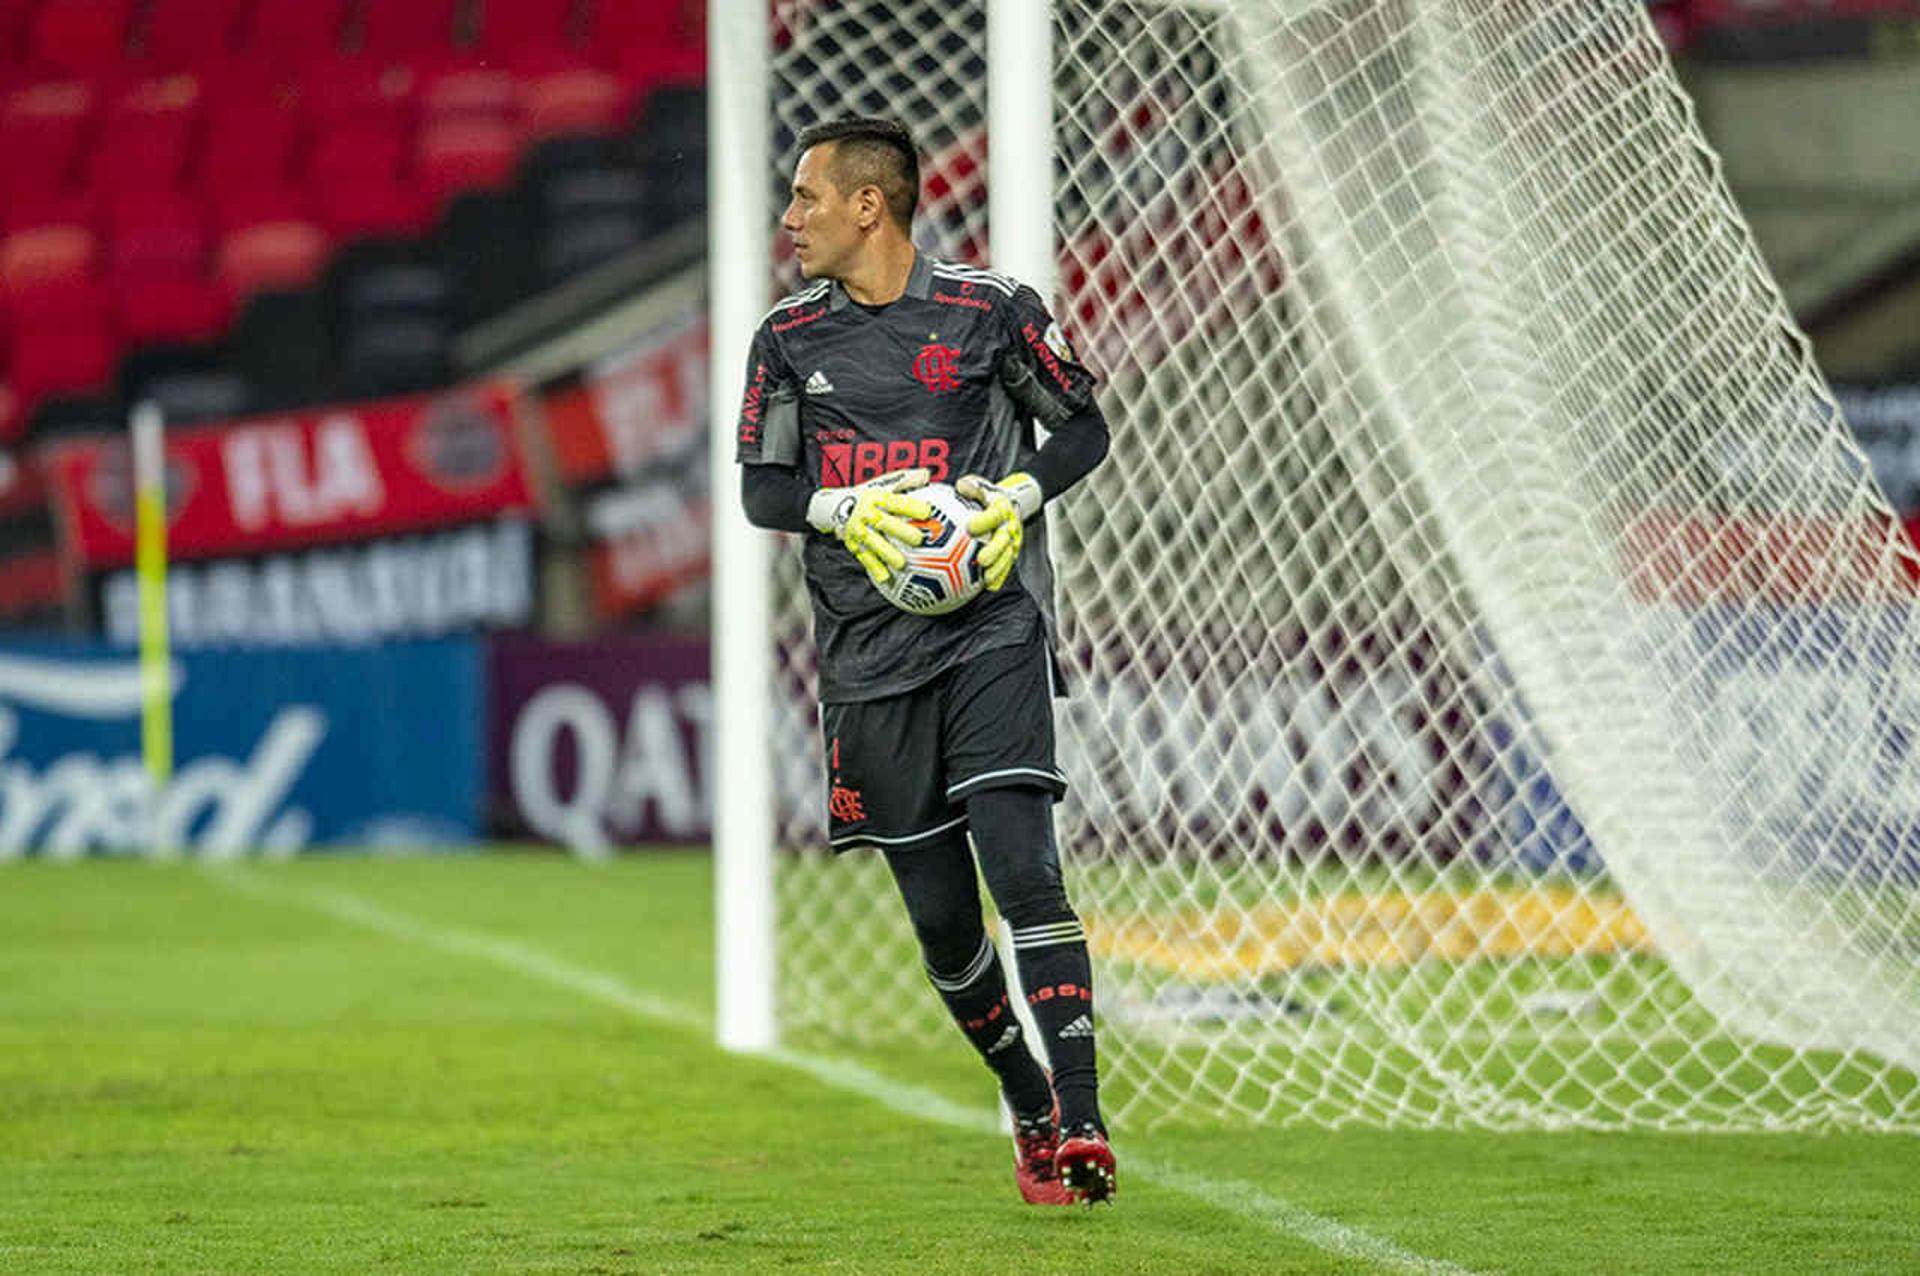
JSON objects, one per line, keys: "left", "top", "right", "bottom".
{"left": 138, "top": 0, "right": 249, "bottom": 67}
{"left": 358, "top": 0, "right": 458, "bottom": 56}
{"left": 88, "top": 75, "right": 204, "bottom": 195}
{"left": 0, "top": 223, "right": 97, "bottom": 292}
{"left": 241, "top": 0, "right": 349, "bottom": 65}
{"left": 206, "top": 180, "right": 311, "bottom": 235}
{"left": 306, "top": 118, "right": 408, "bottom": 186}
{"left": 420, "top": 64, "right": 521, "bottom": 125}
{"left": 591, "top": 0, "right": 701, "bottom": 58}
{"left": 301, "top": 54, "right": 418, "bottom": 131}
{"left": 610, "top": 41, "right": 706, "bottom": 104}
{"left": 522, "top": 66, "right": 626, "bottom": 137}
{"left": 217, "top": 219, "right": 330, "bottom": 296}
{"left": 417, "top": 118, "right": 522, "bottom": 210}
{"left": 478, "top": 0, "right": 580, "bottom": 58}
{"left": 314, "top": 174, "right": 434, "bottom": 239}
{"left": 196, "top": 53, "right": 301, "bottom": 114}
{"left": 6, "top": 282, "right": 117, "bottom": 425}
{"left": 114, "top": 274, "right": 233, "bottom": 345}
{"left": 0, "top": 392, "right": 25, "bottom": 446}
{"left": 5, "top": 186, "right": 101, "bottom": 233}
{"left": 0, "top": 0, "right": 38, "bottom": 64}
{"left": 93, "top": 188, "right": 226, "bottom": 346}
{"left": 104, "top": 193, "right": 208, "bottom": 277}
{"left": 27, "top": 0, "right": 134, "bottom": 77}
{"left": 202, "top": 98, "right": 304, "bottom": 192}
{"left": 107, "top": 72, "right": 204, "bottom": 115}
{"left": 0, "top": 81, "right": 96, "bottom": 198}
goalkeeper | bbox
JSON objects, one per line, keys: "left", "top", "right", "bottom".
{"left": 735, "top": 117, "right": 1114, "bottom": 1204}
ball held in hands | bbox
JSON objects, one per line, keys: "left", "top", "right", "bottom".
{"left": 807, "top": 466, "right": 936, "bottom": 584}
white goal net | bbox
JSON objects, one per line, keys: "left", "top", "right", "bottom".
{"left": 755, "top": 0, "right": 1920, "bottom": 1131}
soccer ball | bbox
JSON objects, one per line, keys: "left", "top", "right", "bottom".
{"left": 875, "top": 481, "right": 987, "bottom": 616}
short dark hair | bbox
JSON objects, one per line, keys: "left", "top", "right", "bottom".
{"left": 794, "top": 116, "right": 920, "bottom": 231}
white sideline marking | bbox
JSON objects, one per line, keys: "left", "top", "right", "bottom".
{"left": 204, "top": 867, "right": 1479, "bottom": 1276}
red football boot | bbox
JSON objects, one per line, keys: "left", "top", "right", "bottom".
{"left": 1012, "top": 1106, "right": 1074, "bottom": 1205}
{"left": 1055, "top": 1123, "right": 1117, "bottom": 1204}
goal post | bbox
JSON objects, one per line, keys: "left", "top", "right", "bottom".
{"left": 721, "top": 0, "right": 1920, "bottom": 1130}
{"left": 709, "top": 0, "right": 776, "bottom": 1053}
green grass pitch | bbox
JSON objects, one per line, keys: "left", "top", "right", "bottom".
{"left": 2, "top": 851, "right": 1917, "bottom": 1273}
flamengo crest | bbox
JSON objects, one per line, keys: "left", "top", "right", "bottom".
{"left": 912, "top": 343, "right": 963, "bottom": 393}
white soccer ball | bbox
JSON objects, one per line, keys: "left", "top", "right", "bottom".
{"left": 874, "top": 481, "right": 987, "bottom": 616}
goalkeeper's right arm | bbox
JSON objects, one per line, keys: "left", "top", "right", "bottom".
{"left": 740, "top": 464, "right": 935, "bottom": 583}
{"left": 740, "top": 462, "right": 816, "bottom": 534}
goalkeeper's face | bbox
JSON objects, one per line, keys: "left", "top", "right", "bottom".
{"left": 784, "top": 146, "right": 862, "bottom": 281}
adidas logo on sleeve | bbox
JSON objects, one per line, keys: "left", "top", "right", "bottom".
{"left": 805, "top": 370, "right": 835, "bottom": 395}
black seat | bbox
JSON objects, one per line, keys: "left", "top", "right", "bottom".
{"left": 142, "top": 371, "right": 252, "bottom": 425}
{"left": 228, "top": 288, "right": 334, "bottom": 411}
{"left": 437, "top": 189, "right": 538, "bottom": 328}
{"left": 337, "top": 316, "right": 450, "bottom": 399}
{"left": 518, "top": 132, "right": 623, "bottom": 198}
{"left": 341, "top": 261, "right": 453, "bottom": 325}
{"left": 541, "top": 166, "right": 647, "bottom": 225}
{"left": 631, "top": 85, "right": 707, "bottom": 228}
{"left": 540, "top": 213, "right": 644, "bottom": 286}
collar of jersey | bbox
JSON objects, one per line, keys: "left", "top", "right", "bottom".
{"left": 829, "top": 250, "right": 938, "bottom": 311}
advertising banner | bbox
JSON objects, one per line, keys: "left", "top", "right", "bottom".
{"left": 0, "top": 452, "right": 63, "bottom": 621}
{"left": 0, "top": 636, "right": 483, "bottom": 857}
{"left": 488, "top": 633, "right": 710, "bottom": 854}
{"left": 542, "top": 300, "right": 708, "bottom": 486}
{"left": 0, "top": 548, "right": 63, "bottom": 619}
{"left": 1646, "top": 604, "right": 1920, "bottom": 884}
{"left": 535, "top": 297, "right": 711, "bottom": 621}
{"left": 94, "top": 519, "right": 536, "bottom": 646}
{"left": 1616, "top": 510, "right": 1917, "bottom": 606}
{"left": 41, "top": 382, "right": 538, "bottom": 571}
{"left": 1837, "top": 383, "right": 1920, "bottom": 515}
{"left": 582, "top": 481, "right": 710, "bottom": 617}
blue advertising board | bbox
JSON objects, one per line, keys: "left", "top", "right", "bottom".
{"left": 0, "top": 637, "right": 484, "bottom": 857}
{"left": 1650, "top": 604, "right": 1920, "bottom": 886}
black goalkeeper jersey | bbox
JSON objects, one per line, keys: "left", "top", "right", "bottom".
{"left": 735, "top": 252, "right": 1100, "bottom": 704}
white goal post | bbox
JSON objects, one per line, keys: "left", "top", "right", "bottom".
{"left": 712, "top": 0, "right": 1920, "bottom": 1131}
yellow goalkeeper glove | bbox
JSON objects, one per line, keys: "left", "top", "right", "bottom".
{"left": 806, "top": 467, "right": 934, "bottom": 585}
{"left": 956, "top": 471, "right": 1042, "bottom": 592}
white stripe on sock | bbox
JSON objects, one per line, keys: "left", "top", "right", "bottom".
{"left": 926, "top": 935, "right": 996, "bottom": 993}
{"left": 1011, "top": 921, "right": 1085, "bottom": 950}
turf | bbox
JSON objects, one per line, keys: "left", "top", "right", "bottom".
{"left": 2, "top": 853, "right": 1917, "bottom": 1273}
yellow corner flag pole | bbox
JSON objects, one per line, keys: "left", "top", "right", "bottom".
{"left": 131, "top": 400, "right": 174, "bottom": 857}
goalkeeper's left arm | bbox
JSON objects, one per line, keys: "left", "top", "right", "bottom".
{"left": 958, "top": 284, "right": 1111, "bottom": 589}
{"left": 957, "top": 404, "right": 1109, "bottom": 589}
{"left": 1020, "top": 402, "right": 1111, "bottom": 503}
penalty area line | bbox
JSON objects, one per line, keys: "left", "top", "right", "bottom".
{"left": 204, "top": 866, "right": 1479, "bottom": 1276}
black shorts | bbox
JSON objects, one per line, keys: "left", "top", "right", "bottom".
{"left": 821, "top": 625, "right": 1067, "bottom": 853}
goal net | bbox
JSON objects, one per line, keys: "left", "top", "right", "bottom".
{"left": 757, "top": 0, "right": 1920, "bottom": 1131}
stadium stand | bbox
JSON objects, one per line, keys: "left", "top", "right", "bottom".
{"left": 0, "top": 0, "right": 707, "bottom": 446}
